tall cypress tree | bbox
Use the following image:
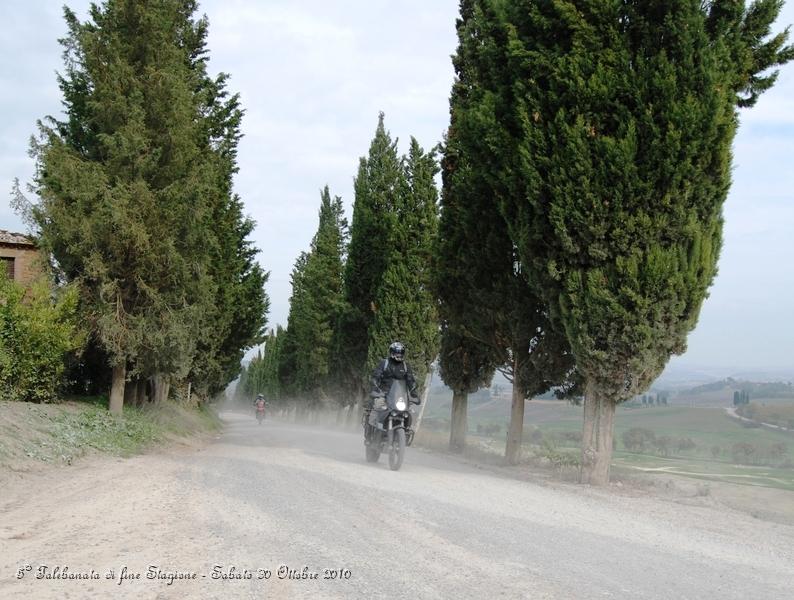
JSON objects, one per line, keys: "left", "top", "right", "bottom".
{"left": 435, "top": 0, "right": 499, "bottom": 454}
{"left": 483, "top": 0, "right": 793, "bottom": 483}
{"left": 442, "top": 0, "right": 577, "bottom": 464}
{"left": 366, "top": 138, "right": 440, "bottom": 388}
{"left": 29, "top": 0, "right": 219, "bottom": 413}
{"left": 181, "top": 9, "right": 269, "bottom": 397}
{"left": 25, "top": 0, "right": 269, "bottom": 411}
{"left": 279, "top": 252, "right": 309, "bottom": 399}
{"left": 334, "top": 114, "right": 403, "bottom": 405}
{"left": 278, "top": 187, "right": 347, "bottom": 405}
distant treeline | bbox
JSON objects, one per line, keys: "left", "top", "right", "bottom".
{"left": 687, "top": 379, "right": 794, "bottom": 398}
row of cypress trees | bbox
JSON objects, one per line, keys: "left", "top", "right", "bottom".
{"left": 439, "top": 0, "right": 793, "bottom": 483}
{"left": 15, "top": 0, "right": 269, "bottom": 414}
{"left": 243, "top": 2, "right": 792, "bottom": 485}
{"left": 240, "top": 114, "right": 440, "bottom": 414}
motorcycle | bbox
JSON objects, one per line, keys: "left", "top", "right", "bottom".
{"left": 364, "top": 379, "right": 419, "bottom": 471}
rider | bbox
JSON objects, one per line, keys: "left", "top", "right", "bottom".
{"left": 366, "top": 341, "right": 421, "bottom": 441}
{"left": 254, "top": 393, "right": 266, "bottom": 412}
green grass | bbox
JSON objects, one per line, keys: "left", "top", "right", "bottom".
{"left": 612, "top": 452, "right": 794, "bottom": 491}
{"left": 422, "top": 398, "right": 794, "bottom": 490}
{"left": 0, "top": 398, "right": 221, "bottom": 466}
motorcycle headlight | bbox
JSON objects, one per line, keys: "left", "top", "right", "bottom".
{"left": 395, "top": 399, "right": 407, "bottom": 411}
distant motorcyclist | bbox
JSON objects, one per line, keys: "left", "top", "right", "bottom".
{"left": 365, "top": 342, "right": 420, "bottom": 441}
{"left": 254, "top": 394, "right": 266, "bottom": 423}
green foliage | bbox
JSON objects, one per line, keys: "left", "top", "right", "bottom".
{"left": 439, "top": 0, "right": 577, "bottom": 400}
{"left": 437, "top": 330, "right": 496, "bottom": 396}
{"left": 238, "top": 327, "right": 283, "bottom": 401}
{"left": 622, "top": 427, "right": 657, "bottom": 453}
{"left": 335, "top": 113, "right": 404, "bottom": 399}
{"left": 24, "top": 0, "right": 268, "bottom": 400}
{"left": 0, "top": 274, "right": 85, "bottom": 402}
{"left": 278, "top": 188, "right": 348, "bottom": 402}
{"left": 473, "top": 0, "right": 793, "bottom": 402}
{"left": 734, "top": 389, "right": 751, "bottom": 405}
{"left": 535, "top": 439, "right": 581, "bottom": 472}
{"left": 331, "top": 115, "right": 441, "bottom": 400}
{"left": 3, "top": 398, "right": 220, "bottom": 465}
{"left": 367, "top": 138, "right": 440, "bottom": 387}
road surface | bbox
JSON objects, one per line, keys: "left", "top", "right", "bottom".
{"left": 2, "top": 412, "right": 793, "bottom": 599}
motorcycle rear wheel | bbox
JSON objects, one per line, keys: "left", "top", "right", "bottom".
{"left": 388, "top": 428, "right": 406, "bottom": 471}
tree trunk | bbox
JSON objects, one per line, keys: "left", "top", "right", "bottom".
{"left": 136, "top": 379, "right": 148, "bottom": 405}
{"left": 449, "top": 389, "right": 468, "bottom": 453}
{"left": 123, "top": 378, "right": 137, "bottom": 407}
{"left": 505, "top": 356, "right": 525, "bottom": 465}
{"left": 580, "top": 382, "right": 616, "bottom": 485}
{"left": 109, "top": 364, "right": 125, "bottom": 416}
{"left": 152, "top": 374, "right": 170, "bottom": 404}
{"left": 413, "top": 372, "right": 433, "bottom": 435}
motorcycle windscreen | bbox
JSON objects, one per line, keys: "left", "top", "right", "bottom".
{"left": 386, "top": 379, "right": 408, "bottom": 408}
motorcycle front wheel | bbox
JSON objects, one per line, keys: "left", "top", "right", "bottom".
{"left": 388, "top": 428, "right": 406, "bottom": 471}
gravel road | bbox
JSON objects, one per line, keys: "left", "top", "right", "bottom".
{"left": 2, "top": 411, "right": 793, "bottom": 599}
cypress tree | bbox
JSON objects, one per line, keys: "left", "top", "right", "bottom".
{"left": 278, "top": 187, "right": 347, "bottom": 406}
{"left": 437, "top": 330, "right": 496, "bottom": 452}
{"left": 279, "top": 252, "right": 309, "bottom": 400}
{"left": 183, "top": 11, "right": 269, "bottom": 397}
{"left": 366, "top": 138, "right": 440, "bottom": 389}
{"left": 441, "top": 0, "right": 577, "bottom": 464}
{"left": 334, "top": 114, "right": 403, "bottom": 405}
{"left": 24, "top": 1, "right": 269, "bottom": 409}
{"left": 436, "top": 8, "right": 499, "bottom": 451}
{"left": 484, "top": 0, "right": 793, "bottom": 483}
{"left": 29, "top": 0, "right": 219, "bottom": 413}
{"left": 260, "top": 326, "right": 284, "bottom": 402}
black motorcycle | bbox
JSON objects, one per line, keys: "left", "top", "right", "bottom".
{"left": 364, "top": 380, "right": 418, "bottom": 470}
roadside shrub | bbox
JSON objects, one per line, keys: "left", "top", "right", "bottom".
{"left": 731, "top": 442, "right": 757, "bottom": 465}
{"left": 537, "top": 440, "right": 581, "bottom": 474}
{"left": 710, "top": 445, "right": 722, "bottom": 459}
{"left": 653, "top": 435, "right": 672, "bottom": 457}
{"left": 555, "top": 430, "right": 583, "bottom": 444}
{"left": 676, "top": 437, "right": 697, "bottom": 453}
{"left": 0, "top": 274, "right": 84, "bottom": 402}
{"left": 622, "top": 427, "right": 656, "bottom": 453}
{"left": 768, "top": 442, "right": 788, "bottom": 463}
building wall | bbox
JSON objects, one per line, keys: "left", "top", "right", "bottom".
{"left": 0, "top": 245, "right": 45, "bottom": 288}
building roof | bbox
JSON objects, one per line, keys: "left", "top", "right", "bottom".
{"left": 0, "top": 230, "right": 35, "bottom": 246}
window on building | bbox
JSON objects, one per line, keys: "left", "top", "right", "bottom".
{"left": 1, "top": 256, "right": 14, "bottom": 280}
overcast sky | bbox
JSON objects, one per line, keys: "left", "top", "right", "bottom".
{"left": 1, "top": 1, "right": 793, "bottom": 373}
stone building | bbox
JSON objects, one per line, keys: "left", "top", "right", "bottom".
{"left": 0, "top": 230, "right": 44, "bottom": 288}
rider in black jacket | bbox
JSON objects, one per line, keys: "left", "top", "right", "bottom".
{"left": 365, "top": 342, "right": 421, "bottom": 442}
{"left": 371, "top": 341, "right": 421, "bottom": 399}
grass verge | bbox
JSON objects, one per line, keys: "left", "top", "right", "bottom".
{"left": 0, "top": 398, "right": 221, "bottom": 469}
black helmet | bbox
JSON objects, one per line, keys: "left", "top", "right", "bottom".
{"left": 389, "top": 341, "right": 406, "bottom": 362}
{"left": 256, "top": 393, "right": 264, "bottom": 400}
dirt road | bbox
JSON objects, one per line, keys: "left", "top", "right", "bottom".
{"left": 2, "top": 412, "right": 793, "bottom": 599}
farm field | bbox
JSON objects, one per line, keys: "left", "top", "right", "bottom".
{"left": 423, "top": 395, "right": 794, "bottom": 490}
